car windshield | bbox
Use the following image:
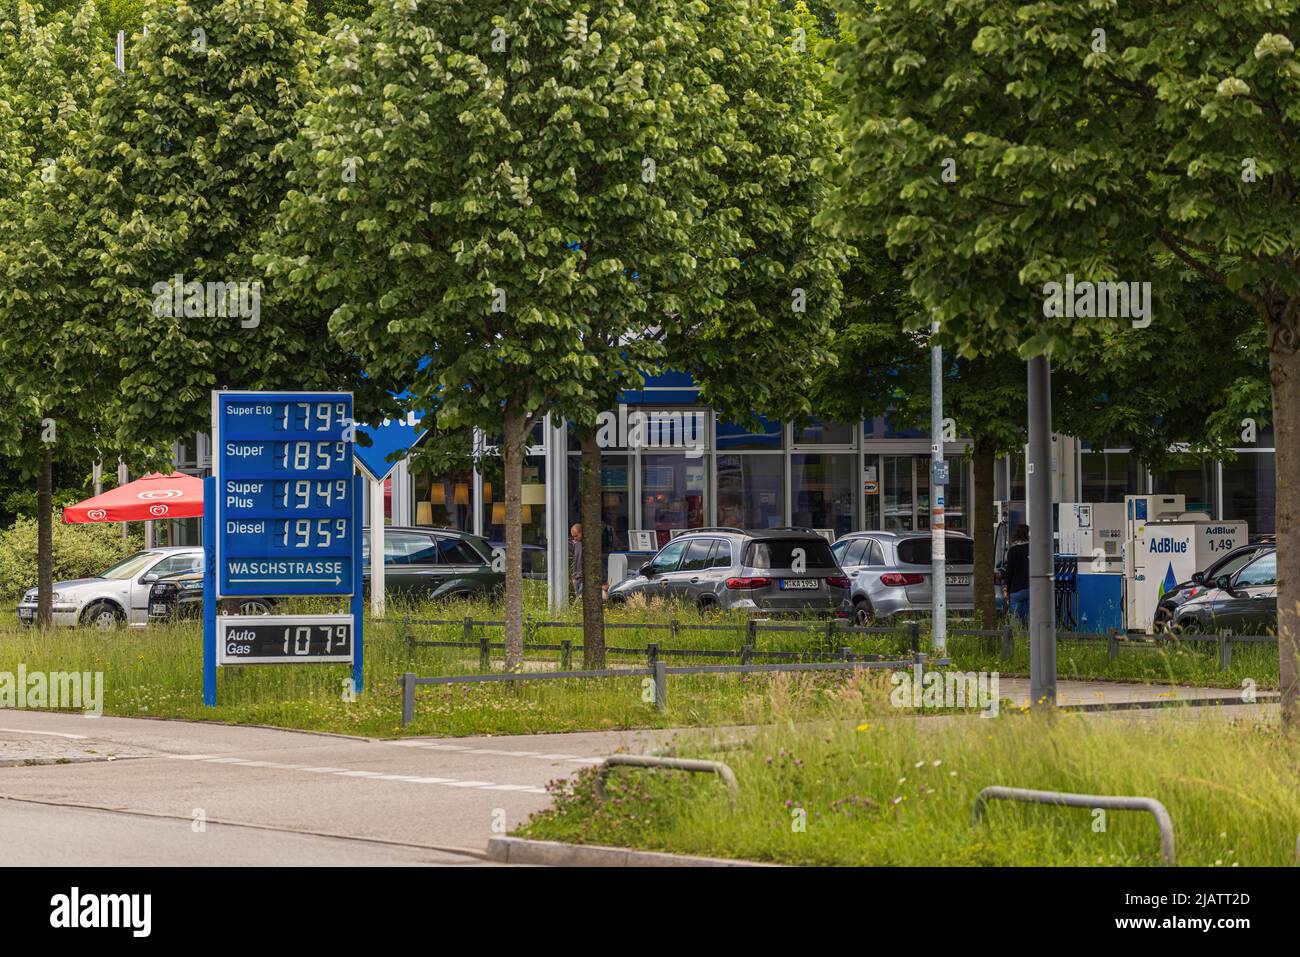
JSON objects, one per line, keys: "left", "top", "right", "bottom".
{"left": 96, "top": 551, "right": 164, "bottom": 580}
{"left": 1207, "top": 549, "right": 1262, "bottom": 581}
{"left": 743, "top": 539, "right": 837, "bottom": 570}
{"left": 897, "top": 537, "right": 975, "bottom": 565}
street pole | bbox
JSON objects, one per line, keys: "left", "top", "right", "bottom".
{"left": 930, "top": 319, "right": 946, "bottom": 654}
{"left": 1027, "top": 355, "right": 1056, "bottom": 709}
{"left": 369, "top": 474, "right": 385, "bottom": 619}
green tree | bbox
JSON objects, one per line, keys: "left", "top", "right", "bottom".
{"left": 0, "top": 0, "right": 123, "bottom": 627}
{"left": 826, "top": 0, "right": 1300, "bottom": 720}
{"left": 266, "top": 0, "right": 816, "bottom": 667}
{"left": 559, "top": 0, "right": 848, "bottom": 666}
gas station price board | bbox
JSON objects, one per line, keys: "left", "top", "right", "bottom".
{"left": 214, "top": 393, "right": 356, "bottom": 597}
{"left": 218, "top": 614, "right": 354, "bottom": 665}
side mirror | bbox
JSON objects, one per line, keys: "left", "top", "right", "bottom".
{"left": 639, "top": 563, "right": 653, "bottom": 577}
{"left": 1215, "top": 575, "right": 1234, "bottom": 593}
{"left": 140, "top": 573, "right": 159, "bottom": 584}
{"left": 1191, "top": 572, "right": 1204, "bottom": 584}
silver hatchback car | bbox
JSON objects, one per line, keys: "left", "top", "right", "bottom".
{"left": 607, "top": 528, "right": 850, "bottom": 615}
{"left": 832, "top": 531, "right": 975, "bottom": 624}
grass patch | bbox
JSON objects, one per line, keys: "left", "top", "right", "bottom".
{"left": 0, "top": 585, "right": 1279, "bottom": 736}
{"left": 518, "top": 690, "right": 1298, "bottom": 866}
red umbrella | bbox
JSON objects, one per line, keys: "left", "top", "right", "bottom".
{"left": 63, "top": 472, "right": 204, "bottom": 524}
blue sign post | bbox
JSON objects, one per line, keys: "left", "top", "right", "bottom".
{"left": 204, "top": 391, "right": 363, "bottom": 706}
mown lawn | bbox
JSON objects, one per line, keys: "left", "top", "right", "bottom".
{"left": 518, "top": 702, "right": 1300, "bottom": 866}
{"left": 0, "top": 586, "right": 1280, "bottom": 737}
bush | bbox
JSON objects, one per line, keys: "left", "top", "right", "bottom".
{"left": 0, "top": 513, "right": 144, "bottom": 600}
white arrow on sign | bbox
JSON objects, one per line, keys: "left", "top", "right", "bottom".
{"left": 229, "top": 576, "right": 343, "bottom": 586}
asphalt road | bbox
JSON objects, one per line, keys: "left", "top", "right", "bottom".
{"left": 0, "top": 711, "right": 695, "bottom": 866}
{"left": 0, "top": 677, "right": 1271, "bottom": 865}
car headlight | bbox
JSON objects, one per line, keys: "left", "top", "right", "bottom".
{"left": 22, "top": 589, "right": 36, "bottom": 602}
{"left": 181, "top": 580, "right": 202, "bottom": 591}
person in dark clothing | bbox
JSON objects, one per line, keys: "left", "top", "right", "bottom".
{"left": 1003, "top": 525, "right": 1031, "bottom": 625}
{"left": 569, "top": 523, "right": 583, "bottom": 597}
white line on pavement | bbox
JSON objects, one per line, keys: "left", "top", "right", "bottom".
{"left": 388, "top": 740, "right": 603, "bottom": 765}
{"left": 0, "top": 727, "right": 89, "bottom": 740}
{"left": 166, "top": 754, "right": 549, "bottom": 794}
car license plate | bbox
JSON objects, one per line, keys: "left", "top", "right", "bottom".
{"left": 150, "top": 604, "right": 170, "bottom": 616}
{"left": 947, "top": 575, "right": 971, "bottom": 586}
{"left": 17, "top": 608, "right": 33, "bottom": 622}
{"left": 780, "top": 579, "right": 818, "bottom": 590}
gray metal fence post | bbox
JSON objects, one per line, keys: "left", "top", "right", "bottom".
{"left": 747, "top": 618, "right": 757, "bottom": 647}
{"left": 740, "top": 644, "right": 753, "bottom": 665}
{"left": 653, "top": 660, "right": 667, "bottom": 711}
{"left": 463, "top": 615, "right": 472, "bottom": 645}
{"left": 560, "top": 639, "right": 572, "bottom": 671}
{"left": 907, "top": 621, "right": 920, "bottom": 654}
{"left": 479, "top": 632, "right": 491, "bottom": 672}
{"left": 841, "top": 646, "right": 852, "bottom": 662}
{"left": 670, "top": 619, "right": 679, "bottom": 643}
{"left": 1107, "top": 629, "right": 1118, "bottom": 663}
{"left": 1002, "top": 624, "right": 1014, "bottom": 661}
{"left": 1219, "top": 633, "right": 1233, "bottom": 670}
{"left": 647, "top": 641, "right": 659, "bottom": 667}
{"left": 401, "top": 672, "right": 415, "bottom": 727}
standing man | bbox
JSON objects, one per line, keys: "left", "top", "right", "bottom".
{"left": 1004, "top": 524, "right": 1031, "bottom": 625}
{"left": 569, "top": 523, "right": 583, "bottom": 598}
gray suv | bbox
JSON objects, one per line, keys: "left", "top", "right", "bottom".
{"left": 832, "top": 531, "right": 975, "bottom": 624}
{"left": 607, "top": 528, "right": 850, "bottom": 615}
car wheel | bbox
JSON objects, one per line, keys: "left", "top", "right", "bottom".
{"left": 697, "top": 596, "right": 718, "bottom": 614}
{"left": 852, "top": 599, "right": 874, "bottom": 627}
{"left": 237, "top": 598, "right": 273, "bottom": 615}
{"left": 81, "top": 601, "right": 124, "bottom": 630}
{"left": 1173, "top": 618, "right": 1199, "bottom": 636}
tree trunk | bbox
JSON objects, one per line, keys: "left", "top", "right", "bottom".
{"left": 36, "top": 446, "right": 53, "bottom": 629}
{"left": 580, "top": 432, "right": 605, "bottom": 668}
{"left": 502, "top": 404, "right": 527, "bottom": 671}
{"left": 1270, "top": 321, "right": 1300, "bottom": 727}
{"left": 971, "top": 434, "right": 998, "bottom": 630}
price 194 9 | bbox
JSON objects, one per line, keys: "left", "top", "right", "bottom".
{"left": 274, "top": 478, "right": 350, "bottom": 510}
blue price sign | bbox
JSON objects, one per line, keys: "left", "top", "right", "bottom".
{"left": 213, "top": 392, "right": 356, "bottom": 597}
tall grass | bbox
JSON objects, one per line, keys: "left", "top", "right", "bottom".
{"left": 519, "top": 685, "right": 1300, "bottom": 866}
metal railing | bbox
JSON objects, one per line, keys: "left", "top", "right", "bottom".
{"left": 593, "top": 755, "right": 739, "bottom": 809}
{"left": 972, "top": 785, "right": 1176, "bottom": 865}
{"left": 398, "top": 653, "right": 948, "bottom": 727}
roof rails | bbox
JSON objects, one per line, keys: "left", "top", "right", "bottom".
{"left": 679, "top": 526, "right": 746, "bottom": 535}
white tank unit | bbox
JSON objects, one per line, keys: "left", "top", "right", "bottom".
{"left": 1058, "top": 502, "right": 1126, "bottom": 569}
{"left": 1124, "top": 518, "right": 1247, "bottom": 633}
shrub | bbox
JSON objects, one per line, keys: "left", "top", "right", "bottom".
{"left": 0, "top": 513, "right": 144, "bottom": 600}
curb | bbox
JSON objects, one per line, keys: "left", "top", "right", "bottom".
{"left": 486, "top": 836, "right": 775, "bottom": 867}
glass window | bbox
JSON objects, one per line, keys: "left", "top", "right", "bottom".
{"left": 896, "top": 536, "right": 976, "bottom": 565}
{"left": 98, "top": 551, "right": 166, "bottom": 580}
{"left": 1080, "top": 450, "right": 1141, "bottom": 503}
{"left": 641, "top": 453, "right": 707, "bottom": 547}
{"left": 567, "top": 453, "right": 631, "bottom": 552}
{"left": 716, "top": 454, "right": 783, "bottom": 531}
{"left": 383, "top": 531, "right": 441, "bottom": 565}
{"left": 1221, "top": 452, "right": 1275, "bottom": 536}
{"left": 438, "top": 537, "right": 483, "bottom": 565}
{"left": 710, "top": 540, "right": 733, "bottom": 568}
{"left": 648, "top": 539, "right": 689, "bottom": 573}
{"left": 716, "top": 416, "right": 782, "bottom": 450}
{"left": 743, "top": 538, "right": 837, "bottom": 570}
{"left": 679, "top": 539, "right": 715, "bottom": 572}
{"left": 482, "top": 455, "right": 548, "bottom": 548}
{"left": 412, "top": 470, "right": 473, "bottom": 529}
{"left": 865, "top": 540, "right": 885, "bottom": 566}
{"left": 790, "top": 453, "right": 855, "bottom": 537}
{"left": 149, "top": 552, "right": 203, "bottom": 578}
{"left": 882, "top": 455, "right": 914, "bottom": 532}
{"left": 842, "top": 539, "right": 869, "bottom": 566}
{"left": 794, "top": 419, "right": 855, "bottom": 446}
{"left": 1207, "top": 548, "right": 1265, "bottom": 581}
{"left": 1151, "top": 459, "right": 1215, "bottom": 514}
{"left": 1236, "top": 553, "right": 1276, "bottom": 586}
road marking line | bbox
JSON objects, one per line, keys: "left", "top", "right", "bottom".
{"left": 165, "top": 755, "right": 548, "bottom": 794}
{"left": 387, "top": 740, "right": 595, "bottom": 765}
{"left": 0, "top": 727, "right": 89, "bottom": 740}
